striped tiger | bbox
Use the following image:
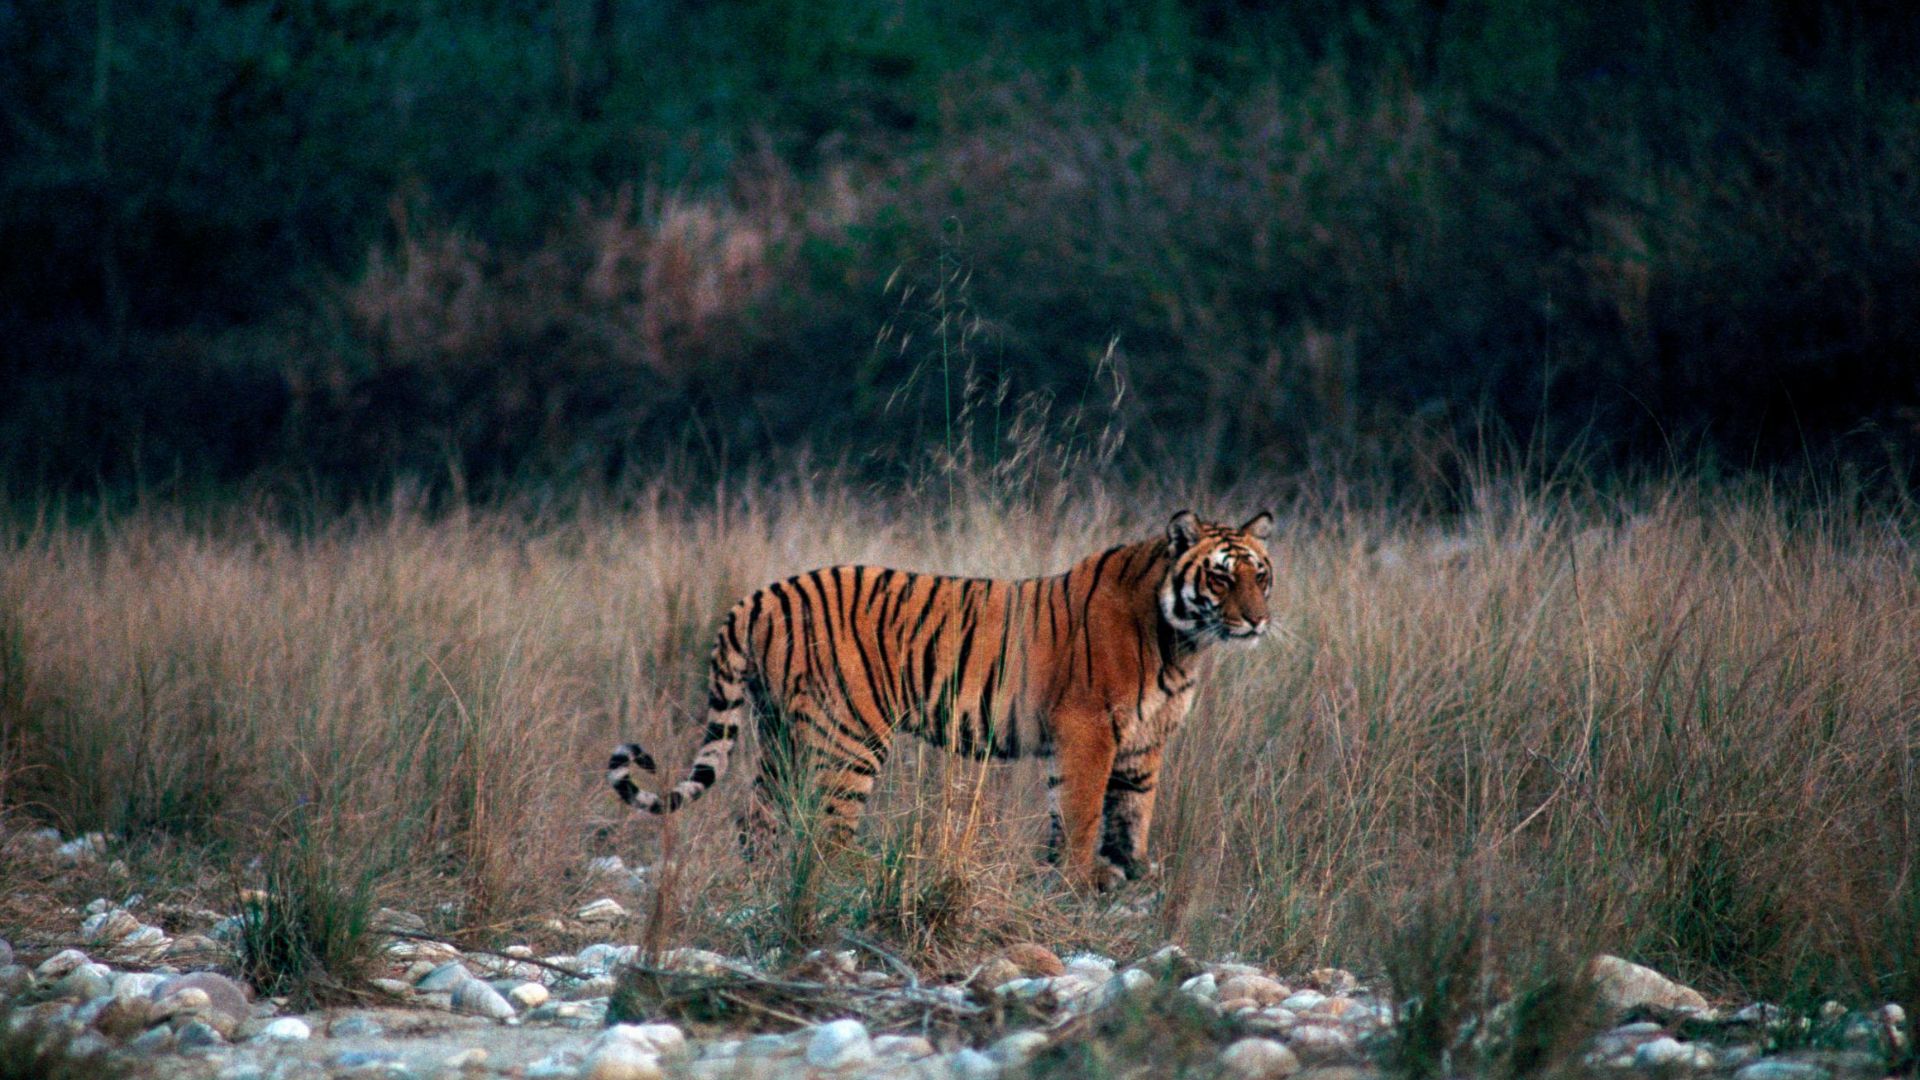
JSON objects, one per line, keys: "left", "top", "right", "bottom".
{"left": 607, "top": 510, "right": 1274, "bottom": 890}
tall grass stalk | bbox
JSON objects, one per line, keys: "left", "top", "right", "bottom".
{"left": 2, "top": 471, "right": 1916, "bottom": 1006}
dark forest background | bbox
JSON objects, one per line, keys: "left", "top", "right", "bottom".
{"left": 6, "top": 0, "right": 1919, "bottom": 499}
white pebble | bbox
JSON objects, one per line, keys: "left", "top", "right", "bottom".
{"left": 451, "top": 978, "right": 515, "bottom": 1020}
{"left": 595, "top": 1023, "right": 687, "bottom": 1057}
{"left": 1220, "top": 1037, "right": 1302, "bottom": 1078}
{"left": 1279, "top": 990, "right": 1327, "bottom": 1012}
{"left": 258, "top": 1017, "right": 310, "bottom": 1041}
{"left": 805, "top": 1019, "right": 874, "bottom": 1070}
{"left": 1634, "top": 1036, "right": 1713, "bottom": 1070}
{"left": 579, "top": 1043, "right": 663, "bottom": 1080}
{"left": 1180, "top": 973, "right": 1218, "bottom": 999}
{"left": 35, "top": 948, "right": 92, "bottom": 979}
{"left": 508, "top": 982, "right": 550, "bottom": 1009}
{"left": 576, "top": 898, "right": 629, "bottom": 923}
{"left": 988, "top": 1030, "right": 1049, "bottom": 1065}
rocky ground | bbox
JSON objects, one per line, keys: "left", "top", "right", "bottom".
{"left": 2, "top": 835, "right": 1909, "bottom": 1080}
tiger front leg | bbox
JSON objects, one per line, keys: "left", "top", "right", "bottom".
{"left": 1099, "top": 745, "right": 1163, "bottom": 881}
{"left": 1049, "top": 707, "right": 1125, "bottom": 892}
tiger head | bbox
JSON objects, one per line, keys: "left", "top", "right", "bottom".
{"left": 1160, "top": 510, "right": 1275, "bottom": 643}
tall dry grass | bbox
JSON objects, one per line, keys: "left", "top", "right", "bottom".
{"left": 1, "top": 473, "right": 1916, "bottom": 1008}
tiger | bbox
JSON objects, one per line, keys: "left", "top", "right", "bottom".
{"left": 606, "top": 509, "right": 1274, "bottom": 890}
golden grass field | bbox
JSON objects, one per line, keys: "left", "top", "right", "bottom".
{"left": 3, "top": 470, "right": 1917, "bottom": 1008}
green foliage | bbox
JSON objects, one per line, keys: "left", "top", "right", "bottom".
{"left": 236, "top": 814, "right": 381, "bottom": 1006}
{"left": 4, "top": 2, "right": 1919, "bottom": 494}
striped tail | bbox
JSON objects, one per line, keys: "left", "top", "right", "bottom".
{"left": 607, "top": 606, "right": 752, "bottom": 815}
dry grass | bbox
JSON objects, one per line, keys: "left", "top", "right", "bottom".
{"left": 2, "top": 473, "right": 1917, "bottom": 1009}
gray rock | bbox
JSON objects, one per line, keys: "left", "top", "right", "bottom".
{"left": 258, "top": 1017, "right": 311, "bottom": 1041}
{"left": 576, "top": 943, "right": 640, "bottom": 974}
{"left": 111, "top": 971, "right": 166, "bottom": 1000}
{"left": 580, "top": 1043, "right": 664, "bottom": 1080}
{"left": 51, "top": 962, "right": 113, "bottom": 1001}
{"left": 329, "top": 1049, "right": 404, "bottom": 1069}
{"left": 127, "top": 1025, "right": 175, "bottom": 1053}
{"left": 442, "top": 1047, "right": 489, "bottom": 1070}
{"left": 0, "top": 964, "right": 27, "bottom": 998}
{"left": 1181, "top": 972, "right": 1219, "bottom": 999}
{"left": 1589, "top": 955, "right": 1709, "bottom": 1015}
{"left": 35, "top": 948, "right": 92, "bottom": 979}
{"left": 176, "top": 1019, "right": 227, "bottom": 1053}
{"left": 415, "top": 960, "right": 473, "bottom": 992}
{"left": 947, "top": 1048, "right": 1002, "bottom": 1080}
{"left": 323, "top": 1015, "right": 383, "bottom": 1038}
{"left": 989, "top": 1030, "right": 1049, "bottom": 1065}
{"left": 593, "top": 1023, "right": 687, "bottom": 1056}
{"left": 507, "top": 981, "right": 549, "bottom": 1009}
{"left": 451, "top": 978, "right": 515, "bottom": 1020}
{"left": 81, "top": 909, "right": 140, "bottom": 945}
{"left": 576, "top": 898, "right": 629, "bottom": 923}
{"left": 1221, "top": 1037, "right": 1303, "bottom": 1078}
{"left": 371, "top": 907, "right": 427, "bottom": 933}
{"left": 1732, "top": 1063, "right": 1832, "bottom": 1080}
{"left": 1634, "top": 1036, "right": 1714, "bottom": 1070}
{"left": 153, "top": 972, "right": 251, "bottom": 1036}
{"left": 525, "top": 1052, "right": 582, "bottom": 1078}
{"left": 806, "top": 1018, "right": 874, "bottom": 1070}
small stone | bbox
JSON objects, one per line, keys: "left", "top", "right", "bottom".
{"left": 875, "top": 1034, "right": 935, "bottom": 1058}
{"left": 581, "top": 1043, "right": 664, "bottom": 1080}
{"left": 451, "top": 978, "right": 514, "bottom": 1019}
{"left": 1181, "top": 972, "right": 1219, "bottom": 999}
{"left": 1634, "top": 1036, "right": 1713, "bottom": 1070}
{"left": 258, "top": 1017, "right": 311, "bottom": 1041}
{"left": 112, "top": 971, "right": 165, "bottom": 1000}
{"left": 52, "top": 962, "right": 113, "bottom": 1001}
{"left": 128, "top": 1025, "right": 174, "bottom": 1054}
{"left": 82, "top": 909, "right": 141, "bottom": 944}
{"left": 576, "top": 897, "right": 629, "bottom": 923}
{"left": 1222, "top": 975, "right": 1291, "bottom": 1007}
{"left": 149, "top": 986, "right": 213, "bottom": 1023}
{"left": 153, "top": 973, "right": 250, "bottom": 1037}
{"left": 970, "top": 957, "right": 1023, "bottom": 990}
{"left": 417, "top": 960, "right": 473, "bottom": 992}
{"left": 577, "top": 943, "right": 640, "bottom": 973}
{"left": 89, "top": 995, "right": 152, "bottom": 1039}
{"left": 1286, "top": 1025, "right": 1355, "bottom": 1060}
{"left": 176, "top": 1019, "right": 226, "bottom": 1053}
{"left": 329, "top": 1049, "right": 404, "bottom": 1070}
{"left": 1221, "top": 1037, "right": 1303, "bottom": 1078}
{"left": 369, "top": 978, "right": 410, "bottom": 997}
{"left": 657, "top": 947, "right": 734, "bottom": 975}
{"left": 1307, "top": 968, "right": 1359, "bottom": 994}
{"left": 989, "top": 1030, "right": 1049, "bottom": 1065}
{"left": 806, "top": 1018, "right": 874, "bottom": 1070}
{"left": 1589, "top": 955, "right": 1709, "bottom": 1015}
{"left": 526, "top": 1052, "right": 582, "bottom": 1078}
{"left": 329, "top": 1015, "right": 386, "bottom": 1038}
{"left": 1000, "top": 943, "right": 1065, "bottom": 977}
{"left": 119, "top": 925, "right": 168, "bottom": 953}
{"left": 1130, "top": 944, "right": 1202, "bottom": 983}
{"left": 947, "top": 1048, "right": 1000, "bottom": 1080}
{"left": 1731, "top": 1063, "right": 1832, "bottom": 1080}
{"left": 507, "top": 982, "right": 549, "bottom": 1009}
{"left": 442, "top": 1048, "right": 489, "bottom": 1070}
{"left": 372, "top": 907, "right": 428, "bottom": 933}
{"left": 164, "top": 933, "right": 227, "bottom": 964}
{"left": 35, "top": 948, "right": 92, "bottom": 979}
{"left": 1280, "top": 990, "right": 1327, "bottom": 1012}
{"left": 595, "top": 1023, "right": 687, "bottom": 1057}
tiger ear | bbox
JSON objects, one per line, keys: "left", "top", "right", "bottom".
{"left": 1167, "top": 510, "right": 1202, "bottom": 553}
{"left": 1240, "top": 510, "right": 1274, "bottom": 539}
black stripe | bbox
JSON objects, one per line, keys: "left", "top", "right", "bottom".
{"left": 771, "top": 582, "right": 797, "bottom": 689}
{"left": 689, "top": 763, "right": 717, "bottom": 788}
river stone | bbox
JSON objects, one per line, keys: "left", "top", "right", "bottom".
{"left": 1308, "top": 968, "right": 1360, "bottom": 994}
{"left": 1223, "top": 975, "right": 1291, "bottom": 1007}
{"left": 35, "top": 948, "right": 92, "bottom": 979}
{"left": 322, "top": 1015, "right": 381, "bottom": 1037}
{"left": 876, "top": 1034, "right": 935, "bottom": 1058}
{"left": 1287, "top": 1025, "right": 1355, "bottom": 1060}
{"left": 1635, "top": 1036, "right": 1713, "bottom": 1070}
{"left": 1731, "top": 1063, "right": 1832, "bottom": 1080}
{"left": 451, "top": 978, "right": 515, "bottom": 1019}
{"left": 989, "top": 1030, "right": 1050, "bottom": 1065}
{"left": 947, "top": 1048, "right": 1001, "bottom": 1079}
{"left": 596, "top": 1023, "right": 687, "bottom": 1057}
{"left": 82, "top": 908, "right": 141, "bottom": 944}
{"left": 577, "top": 943, "right": 639, "bottom": 973}
{"left": 1182, "top": 972, "right": 1219, "bottom": 999}
{"left": 258, "top": 1017, "right": 311, "bottom": 1041}
{"left": 415, "top": 960, "right": 473, "bottom": 992}
{"left": 1280, "top": 990, "right": 1328, "bottom": 1012}
{"left": 52, "top": 962, "right": 113, "bottom": 1001}
{"left": 1000, "top": 943, "right": 1065, "bottom": 977}
{"left": 581, "top": 1043, "right": 663, "bottom": 1080}
{"left": 806, "top": 1019, "right": 874, "bottom": 1070}
{"left": 507, "top": 981, "right": 549, "bottom": 1009}
{"left": 442, "top": 1048, "right": 489, "bottom": 1070}
{"left": 1222, "top": 1037, "right": 1303, "bottom": 1079}
{"left": 1589, "top": 955, "right": 1709, "bottom": 1015}
{"left": 176, "top": 1019, "right": 227, "bottom": 1053}
{"left": 154, "top": 972, "right": 250, "bottom": 1036}
{"left": 576, "top": 898, "right": 629, "bottom": 923}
